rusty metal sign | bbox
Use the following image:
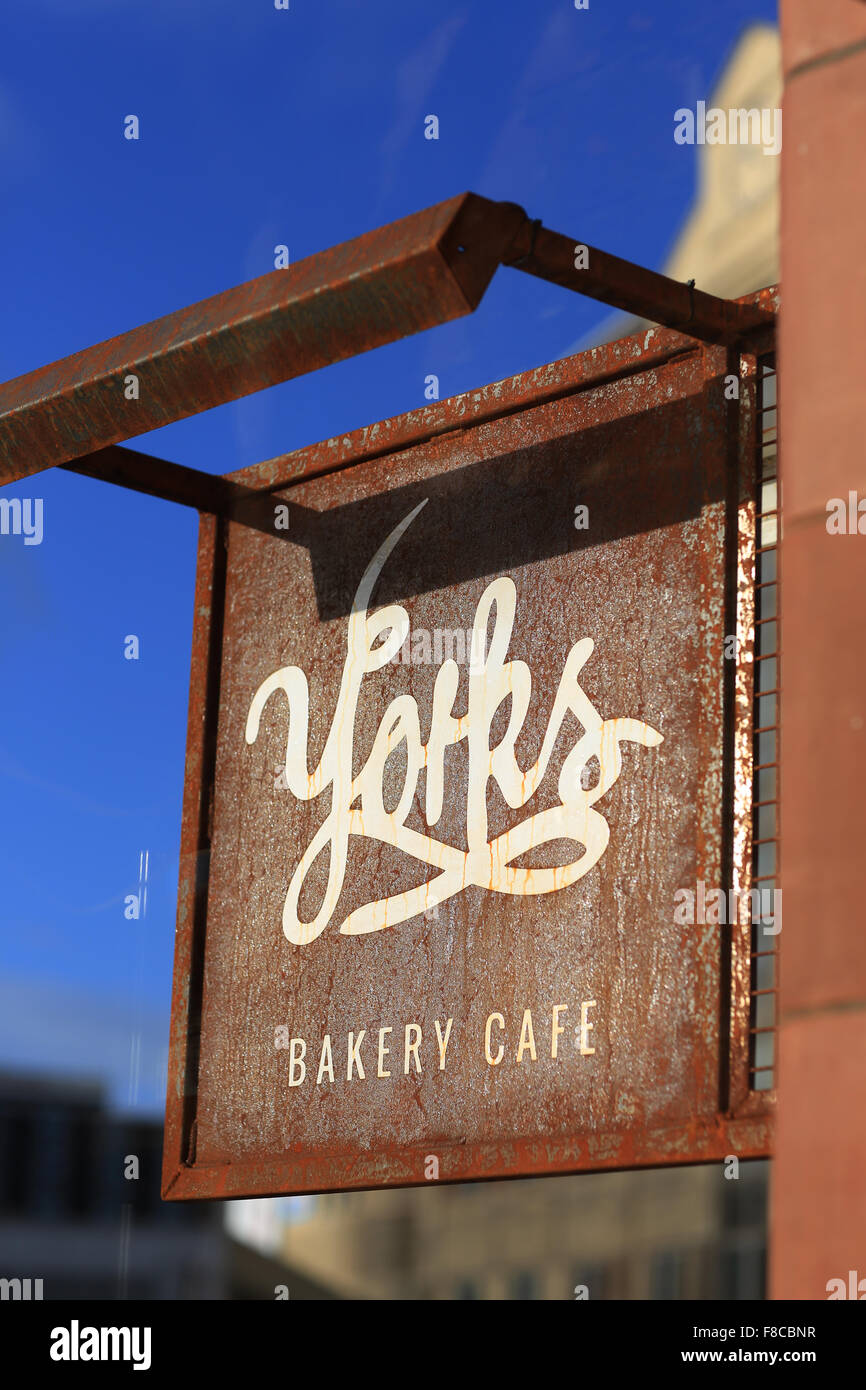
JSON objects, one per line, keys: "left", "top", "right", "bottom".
{"left": 0, "top": 186, "right": 774, "bottom": 1200}
{"left": 163, "top": 318, "right": 772, "bottom": 1201}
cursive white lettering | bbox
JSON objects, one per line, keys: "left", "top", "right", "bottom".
{"left": 246, "top": 501, "right": 663, "bottom": 944}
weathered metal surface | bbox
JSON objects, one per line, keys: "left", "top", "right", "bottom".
{"left": 0, "top": 192, "right": 776, "bottom": 493}
{"left": 724, "top": 286, "right": 778, "bottom": 1119}
{"left": 0, "top": 195, "right": 523, "bottom": 485}
{"left": 163, "top": 319, "right": 771, "bottom": 1201}
{"left": 226, "top": 327, "right": 700, "bottom": 494}
{"left": 728, "top": 349, "right": 760, "bottom": 1114}
{"left": 225, "top": 300, "right": 776, "bottom": 499}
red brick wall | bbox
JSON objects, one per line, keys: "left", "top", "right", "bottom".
{"left": 773, "top": 0, "right": 866, "bottom": 1301}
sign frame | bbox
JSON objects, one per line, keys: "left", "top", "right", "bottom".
{"left": 162, "top": 298, "right": 776, "bottom": 1201}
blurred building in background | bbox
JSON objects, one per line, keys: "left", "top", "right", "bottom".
{"left": 276, "top": 1164, "right": 767, "bottom": 1300}
{"left": 0, "top": 1071, "right": 339, "bottom": 1300}
{"left": 0, "top": 1071, "right": 225, "bottom": 1299}
{"left": 664, "top": 24, "right": 780, "bottom": 298}
{"left": 585, "top": 23, "right": 780, "bottom": 347}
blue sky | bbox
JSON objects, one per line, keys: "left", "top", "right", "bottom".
{"left": 0, "top": 0, "right": 777, "bottom": 1113}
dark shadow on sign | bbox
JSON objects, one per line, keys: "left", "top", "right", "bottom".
{"left": 227, "top": 375, "right": 732, "bottom": 622}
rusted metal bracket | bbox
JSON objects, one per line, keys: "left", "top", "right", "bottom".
{"left": 0, "top": 192, "right": 775, "bottom": 494}
{"left": 495, "top": 201, "right": 774, "bottom": 346}
{"left": 0, "top": 195, "right": 520, "bottom": 490}
{"left": 60, "top": 445, "right": 320, "bottom": 547}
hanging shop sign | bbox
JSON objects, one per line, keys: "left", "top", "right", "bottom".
{"left": 162, "top": 324, "right": 771, "bottom": 1199}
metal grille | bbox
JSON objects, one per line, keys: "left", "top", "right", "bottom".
{"left": 750, "top": 357, "right": 779, "bottom": 1091}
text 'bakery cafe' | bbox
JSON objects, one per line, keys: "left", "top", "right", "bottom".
{"left": 274, "top": 999, "right": 601, "bottom": 1088}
